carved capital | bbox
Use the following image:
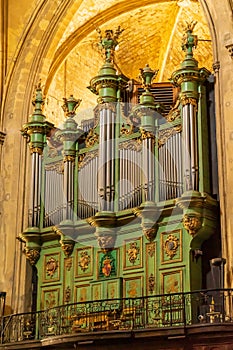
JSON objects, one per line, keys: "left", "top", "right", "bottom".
{"left": 63, "top": 155, "right": 75, "bottom": 163}
{"left": 183, "top": 213, "right": 201, "bottom": 236}
{"left": 24, "top": 248, "right": 40, "bottom": 265}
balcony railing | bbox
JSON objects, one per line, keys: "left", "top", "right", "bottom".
{"left": 1, "top": 289, "right": 232, "bottom": 344}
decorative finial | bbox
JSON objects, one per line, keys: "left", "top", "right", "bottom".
{"left": 62, "top": 95, "right": 81, "bottom": 118}
{"left": 182, "top": 21, "right": 198, "bottom": 59}
{"left": 32, "top": 80, "right": 44, "bottom": 112}
{"left": 139, "top": 64, "right": 158, "bottom": 91}
{"left": 96, "top": 26, "right": 124, "bottom": 63}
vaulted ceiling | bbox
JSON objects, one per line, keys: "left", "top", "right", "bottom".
{"left": 41, "top": 0, "right": 212, "bottom": 125}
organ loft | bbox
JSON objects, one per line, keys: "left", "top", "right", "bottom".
{"left": 1, "top": 15, "right": 232, "bottom": 349}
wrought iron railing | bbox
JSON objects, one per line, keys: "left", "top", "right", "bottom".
{"left": 1, "top": 289, "right": 232, "bottom": 344}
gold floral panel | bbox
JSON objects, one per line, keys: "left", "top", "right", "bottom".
{"left": 123, "top": 237, "right": 142, "bottom": 270}
{"left": 43, "top": 252, "right": 60, "bottom": 283}
{"left": 161, "top": 269, "right": 183, "bottom": 295}
{"left": 161, "top": 230, "right": 182, "bottom": 264}
{"left": 75, "top": 247, "right": 93, "bottom": 278}
{"left": 74, "top": 284, "right": 90, "bottom": 303}
{"left": 123, "top": 276, "right": 143, "bottom": 298}
{"left": 41, "top": 287, "right": 60, "bottom": 309}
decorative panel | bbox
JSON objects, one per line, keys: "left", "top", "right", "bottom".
{"left": 161, "top": 229, "right": 182, "bottom": 264}
{"left": 97, "top": 249, "right": 118, "bottom": 279}
{"left": 123, "top": 237, "right": 142, "bottom": 270}
{"left": 123, "top": 276, "right": 143, "bottom": 298}
{"left": 106, "top": 278, "right": 123, "bottom": 300}
{"left": 146, "top": 242, "right": 156, "bottom": 295}
{"left": 75, "top": 247, "right": 93, "bottom": 278}
{"left": 74, "top": 284, "right": 90, "bottom": 303}
{"left": 43, "top": 253, "right": 60, "bottom": 283}
{"left": 92, "top": 282, "right": 102, "bottom": 301}
{"left": 41, "top": 288, "right": 60, "bottom": 309}
{"left": 161, "top": 269, "right": 183, "bottom": 294}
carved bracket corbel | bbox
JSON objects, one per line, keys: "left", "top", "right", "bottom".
{"left": 60, "top": 240, "right": 75, "bottom": 257}
{"left": 133, "top": 201, "right": 158, "bottom": 242}
{"left": 24, "top": 247, "right": 40, "bottom": 266}
{"left": 182, "top": 213, "right": 202, "bottom": 236}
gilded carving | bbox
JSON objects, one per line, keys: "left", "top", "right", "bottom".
{"left": 78, "top": 251, "right": 91, "bottom": 272}
{"left": 78, "top": 150, "right": 98, "bottom": 170}
{"left": 142, "top": 227, "right": 157, "bottom": 242}
{"left": 147, "top": 242, "right": 155, "bottom": 258}
{"left": 45, "top": 162, "right": 64, "bottom": 174}
{"left": 46, "top": 257, "right": 59, "bottom": 277}
{"left": 65, "top": 257, "right": 72, "bottom": 271}
{"left": 180, "top": 95, "right": 197, "bottom": 108}
{"left": 140, "top": 127, "right": 155, "bottom": 140}
{"left": 85, "top": 128, "right": 99, "bottom": 148}
{"left": 24, "top": 248, "right": 40, "bottom": 265}
{"left": 158, "top": 125, "right": 182, "bottom": 147}
{"left": 63, "top": 155, "right": 75, "bottom": 163}
{"left": 148, "top": 273, "right": 155, "bottom": 294}
{"left": 118, "top": 138, "right": 141, "bottom": 151}
{"left": 60, "top": 241, "right": 74, "bottom": 257}
{"left": 120, "top": 123, "right": 134, "bottom": 136}
{"left": 127, "top": 242, "right": 140, "bottom": 264}
{"left": 64, "top": 286, "right": 71, "bottom": 303}
{"left": 183, "top": 213, "right": 202, "bottom": 236}
{"left": 164, "top": 234, "right": 179, "bottom": 259}
{"left": 97, "top": 235, "right": 115, "bottom": 252}
{"left": 165, "top": 99, "right": 181, "bottom": 122}
{"left": 29, "top": 146, "right": 43, "bottom": 155}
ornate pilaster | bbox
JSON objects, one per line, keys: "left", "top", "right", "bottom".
{"left": 21, "top": 82, "right": 54, "bottom": 228}
{"left": 56, "top": 95, "right": 82, "bottom": 222}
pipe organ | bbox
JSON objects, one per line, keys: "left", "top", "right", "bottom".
{"left": 20, "top": 23, "right": 219, "bottom": 310}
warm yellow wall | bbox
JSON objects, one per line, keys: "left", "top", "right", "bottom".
{"left": 0, "top": 0, "right": 232, "bottom": 314}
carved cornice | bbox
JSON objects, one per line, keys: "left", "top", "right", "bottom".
{"left": 118, "top": 138, "right": 141, "bottom": 151}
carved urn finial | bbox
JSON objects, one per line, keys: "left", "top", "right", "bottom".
{"left": 139, "top": 64, "right": 158, "bottom": 91}
{"left": 62, "top": 95, "right": 81, "bottom": 118}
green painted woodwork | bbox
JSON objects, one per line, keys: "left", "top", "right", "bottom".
{"left": 20, "top": 24, "right": 220, "bottom": 317}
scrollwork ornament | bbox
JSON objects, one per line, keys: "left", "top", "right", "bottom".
{"left": 46, "top": 257, "right": 59, "bottom": 277}
{"left": 164, "top": 234, "right": 179, "bottom": 259}
{"left": 78, "top": 251, "right": 91, "bottom": 272}
{"left": 148, "top": 273, "right": 155, "bottom": 294}
{"left": 127, "top": 242, "right": 140, "bottom": 264}
{"left": 140, "top": 127, "right": 155, "bottom": 140}
{"left": 183, "top": 213, "right": 202, "bottom": 236}
{"left": 24, "top": 248, "right": 40, "bottom": 265}
{"left": 85, "top": 128, "right": 99, "bottom": 148}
